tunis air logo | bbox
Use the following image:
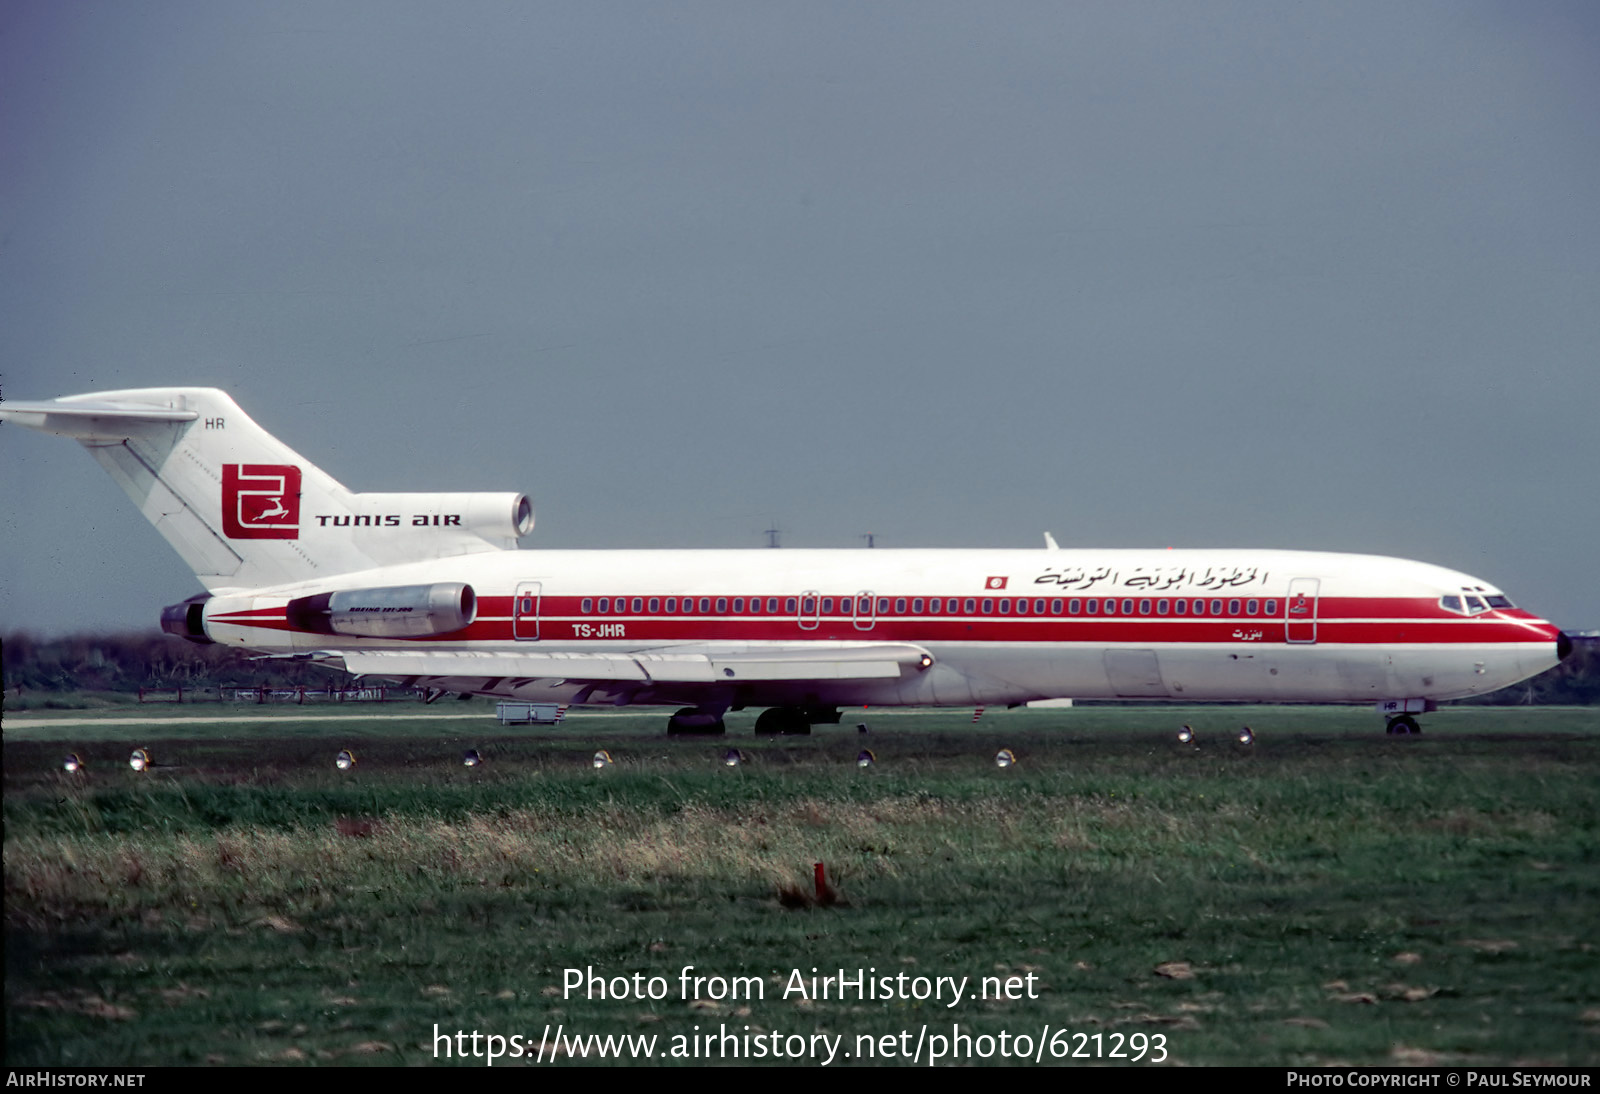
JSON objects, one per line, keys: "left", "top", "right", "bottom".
{"left": 222, "top": 464, "right": 301, "bottom": 539}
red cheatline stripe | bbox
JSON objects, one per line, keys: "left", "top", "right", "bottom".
{"left": 210, "top": 606, "right": 290, "bottom": 620}
{"left": 205, "top": 592, "right": 1556, "bottom": 646}
{"left": 210, "top": 615, "right": 1558, "bottom": 646}
{"left": 483, "top": 594, "right": 1539, "bottom": 622}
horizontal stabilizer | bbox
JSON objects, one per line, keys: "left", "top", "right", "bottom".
{"left": 0, "top": 398, "right": 199, "bottom": 439}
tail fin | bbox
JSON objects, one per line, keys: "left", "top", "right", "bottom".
{"left": 1, "top": 387, "right": 532, "bottom": 591}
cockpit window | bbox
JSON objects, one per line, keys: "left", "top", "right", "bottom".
{"left": 1441, "top": 592, "right": 1512, "bottom": 615}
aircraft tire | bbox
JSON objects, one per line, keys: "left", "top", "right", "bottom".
{"left": 667, "top": 707, "right": 726, "bottom": 736}
{"left": 1385, "top": 715, "right": 1422, "bottom": 736}
{"left": 755, "top": 706, "right": 812, "bottom": 735}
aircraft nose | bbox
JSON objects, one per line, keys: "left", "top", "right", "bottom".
{"left": 1557, "top": 630, "right": 1573, "bottom": 662}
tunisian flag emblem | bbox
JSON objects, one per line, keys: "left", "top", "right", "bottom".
{"left": 985, "top": 576, "right": 1008, "bottom": 590}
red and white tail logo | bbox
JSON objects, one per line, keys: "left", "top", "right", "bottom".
{"left": 222, "top": 464, "right": 301, "bottom": 539}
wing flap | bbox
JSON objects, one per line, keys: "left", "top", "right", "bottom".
{"left": 341, "top": 643, "right": 929, "bottom": 684}
{"left": 342, "top": 650, "right": 653, "bottom": 681}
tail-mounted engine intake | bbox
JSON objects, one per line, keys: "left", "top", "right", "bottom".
{"left": 286, "top": 582, "right": 477, "bottom": 638}
{"left": 341, "top": 492, "right": 534, "bottom": 547}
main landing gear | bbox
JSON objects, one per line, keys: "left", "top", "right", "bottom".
{"left": 1385, "top": 715, "right": 1422, "bottom": 736}
{"left": 754, "top": 706, "right": 812, "bottom": 736}
{"left": 666, "top": 707, "right": 726, "bottom": 736}
{"left": 664, "top": 704, "right": 831, "bottom": 735}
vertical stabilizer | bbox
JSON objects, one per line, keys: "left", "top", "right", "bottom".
{"left": 2, "top": 388, "right": 531, "bottom": 591}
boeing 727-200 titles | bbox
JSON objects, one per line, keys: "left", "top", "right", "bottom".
{"left": 1, "top": 387, "right": 1571, "bottom": 735}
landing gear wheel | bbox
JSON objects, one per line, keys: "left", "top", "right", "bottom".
{"left": 667, "top": 707, "right": 726, "bottom": 736}
{"left": 755, "top": 706, "right": 812, "bottom": 735}
{"left": 1385, "top": 715, "right": 1422, "bottom": 736}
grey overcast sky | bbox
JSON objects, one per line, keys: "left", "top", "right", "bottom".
{"left": 2, "top": 1, "right": 1597, "bottom": 635}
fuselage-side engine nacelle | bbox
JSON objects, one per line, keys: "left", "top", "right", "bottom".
{"left": 162, "top": 582, "right": 479, "bottom": 646}
{"left": 285, "top": 583, "right": 478, "bottom": 638}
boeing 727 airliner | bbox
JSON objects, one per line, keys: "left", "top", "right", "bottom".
{"left": 1, "top": 388, "right": 1571, "bottom": 735}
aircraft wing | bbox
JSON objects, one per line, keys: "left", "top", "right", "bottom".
{"left": 339, "top": 643, "right": 931, "bottom": 684}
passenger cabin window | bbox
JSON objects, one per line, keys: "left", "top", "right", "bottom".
{"left": 666, "top": 598, "right": 677, "bottom": 612}
{"left": 649, "top": 598, "right": 660, "bottom": 613}
{"left": 1086, "top": 599, "right": 1098, "bottom": 614}
{"left": 699, "top": 598, "right": 711, "bottom": 613}
{"left": 1104, "top": 599, "right": 1117, "bottom": 616}
{"left": 1139, "top": 599, "right": 1151, "bottom": 615}
{"left": 785, "top": 598, "right": 797, "bottom": 613}
{"left": 1157, "top": 599, "right": 1169, "bottom": 615}
{"left": 631, "top": 597, "right": 643, "bottom": 613}
{"left": 598, "top": 598, "right": 609, "bottom": 612}
{"left": 1228, "top": 599, "right": 1240, "bottom": 615}
{"left": 912, "top": 598, "right": 924, "bottom": 613}
{"left": 1175, "top": 599, "right": 1187, "bottom": 615}
{"left": 1264, "top": 599, "right": 1277, "bottom": 615}
{"left": 998, "top": 599, "right": 1010, "bottom": 614}
{"left": 895, "top": 598, "right": 907, "bottom": 613}
{"left": 1122, "top": 599, "right": 1134, "bottom": 615}
{"left": 964, "top": 598, "right": 976, "bottom": 613}
{"left": 840, "top": 598, "right": 853, "bottom": 614}
{"left": 582, "top": 599, "right": 593, "bottom": 613}
{"left": 1068, "top": 599, "right": 1081, "bottom": 614}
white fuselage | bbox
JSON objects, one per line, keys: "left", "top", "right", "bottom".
{"left": 201, "top": 546, "right": 1564, "bottom": 710}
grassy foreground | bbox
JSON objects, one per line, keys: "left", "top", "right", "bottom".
{"left": 5, "top": 704, "right": 1598, "bottom": 1067}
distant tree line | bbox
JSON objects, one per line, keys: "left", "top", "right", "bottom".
{"left": 2, "top": 631, "right": 347, "bottom": 694}
{"left": 4, "top": 629, "right": 1596, "bottom": 703}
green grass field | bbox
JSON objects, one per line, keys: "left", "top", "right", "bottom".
{"left": 5, "top": 703, "right": 1598, "bottom": 1066}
